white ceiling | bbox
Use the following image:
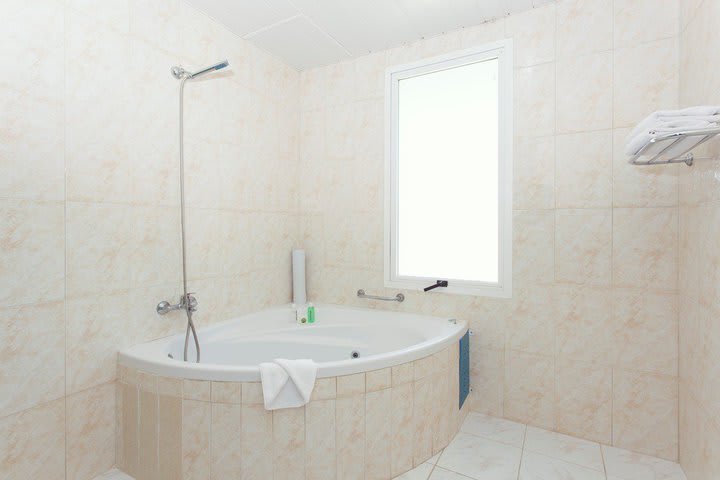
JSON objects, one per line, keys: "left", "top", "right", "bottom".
{"left": 186, "top": 0, "right": 554, "bottom": 70}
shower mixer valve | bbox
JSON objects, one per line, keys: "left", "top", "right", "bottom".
{"left": 156, "top": 293, "right": 198, "bottom": 315}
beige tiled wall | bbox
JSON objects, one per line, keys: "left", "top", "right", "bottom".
{"left": 678, "top": 0, "right": 720, "bottom": 479}
{"left": 117, "top": 345, "right": 465, "bottom": 480}
{"left": 0, "top": 0, "right": 299, "bottom": 478}
{"left": 298, "top": 0, "right": 682, "bottom": 460}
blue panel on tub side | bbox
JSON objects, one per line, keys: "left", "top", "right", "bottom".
{"left": 459, "top": 330, "right": 470, "bottom": 409}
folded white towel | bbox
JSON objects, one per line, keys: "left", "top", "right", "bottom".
{"left": 625, "top": 107, "right": 720, "bottom": 157}
{"left": 259, "top": 358, "right": 317, "bottom": 410}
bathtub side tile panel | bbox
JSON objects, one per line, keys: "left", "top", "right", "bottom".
{"left": 211, "top": 403, "right": 242, "bottom": 480}
{"left": 120, "top": 381, "right": 139, "bottom": 477}
{"left": 158, "top": 393, "right": 182, "bottom": 480}
{"left": 365, "top": 388, "right": 392, "bottom": 480}
{"left": 138, "top": 387, "right": 159, "bottom": 480}
{"left": 241, "top": 404, "right": 274, "bottom": 479}
{"left": 336, "top": 394, "right": 366, "bottom": 480}
{"left": 182, "top": 399, "right": 211, "bottom": 480}
{"left": 273, "top": 407, "right": 306, "bottom": 480}
{"left": 390, "top": 382, "right": 414, "bottom": 477}
{"left": 305, "top": 399, "right": 337, "bottom": 480}
{"left": 412, "top": 377, "right": 434, "bottom": 465}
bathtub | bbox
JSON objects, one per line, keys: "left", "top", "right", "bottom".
{"left": 116, "top": 304, "right": 470, "bottom": 479}
{"left": 118, "top": 304, "right": 467, "bottom": 381}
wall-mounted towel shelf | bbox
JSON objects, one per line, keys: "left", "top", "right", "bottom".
{"left": 629, "top": 126, "right": 720, "bottom": 166}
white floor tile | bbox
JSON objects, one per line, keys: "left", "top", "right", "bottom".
{"left": 602, "top": 445, "right": 687, "bottom": 480}
{"left": 429, "top": 467, "right": 476, "bottom": 479}
{"left": 524, "top": 426, "right": 604, "bottom": 472}
{"left": 461, "top": 412, "right": 526, "bottom": 447}
{"left": 436, "top": 432, "right": 522, "bottom": 480}
{"left": 393, "top": 462, "right": 435, "bottom": 480}
{"left": 519, "top": 451, "right": 606, "bottom": 480}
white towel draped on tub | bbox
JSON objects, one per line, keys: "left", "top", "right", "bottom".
{"left": 259, "top": 359, "right": 317, "bottom": 410}
{"left": 625, "top": 106, "right": 720, "bottom": 157}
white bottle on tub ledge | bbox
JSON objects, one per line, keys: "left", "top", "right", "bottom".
{"left": 292, "top": 303, "right": 314, "bottom": 324}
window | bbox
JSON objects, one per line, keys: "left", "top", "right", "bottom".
{"left": 384, "top": 41, "right": 513, "bottom": 297}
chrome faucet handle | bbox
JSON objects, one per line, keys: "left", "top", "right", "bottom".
{"left": 157, "top": 293, "right": 198, "bottom": 315}
{"left": 156, "top": 300, "right": 180, "bottom": 315}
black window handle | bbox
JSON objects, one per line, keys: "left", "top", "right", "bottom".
{"left": 424, "top": 280, "right": 449, "bottom": 292}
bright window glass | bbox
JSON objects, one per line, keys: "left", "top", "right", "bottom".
{"left": 397, "top": 59, "right": 499, "bottom": 282}
{"left": 386, "top": 41, "right": 513, "bottom": 297}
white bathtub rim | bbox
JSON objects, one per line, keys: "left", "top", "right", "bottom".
{"left": 118, "top": 303, "right": 468, "bottom": 382}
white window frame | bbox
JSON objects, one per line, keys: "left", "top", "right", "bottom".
{"left": 384, "top": 40, "right": 513, "bottom": 298}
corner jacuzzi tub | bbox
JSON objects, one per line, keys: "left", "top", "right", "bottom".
{"left": 116, "top": 304, "right": 469, "bottom": 480}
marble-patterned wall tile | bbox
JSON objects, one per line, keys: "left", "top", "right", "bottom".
{"left": 556, "top": 52, "right": 613, "bottom": 133}
{"left": 612, "top": 290, "right": 679, "bottom": 376}
{"left": 612, "top": 207, "right": 678, "bottom": 290}
{"left": 515, "top": 63, "right": 556, "bottom": 137}
{"left": 614, "top": 0, "right": 678, "bottom": 48}
{"left": 612, "top": 128, "right": 679, "bottom": 208}
{"left": 0, "top": 398, "right": 65, "bottom": 480}
{"left": 513, "top": 136, "right": 555, "bottom": 210}
{"left": 555, "top": 360, "right": 612, "bottom": 443}
{"left": 0, "top": 302, "right": 64, "bottom": 416}
{"left": 555, "top": 209, "right": 612, "bottom": 286}
{"left": 504, "top": 351, "right": 555, "bottom": 429}
{"left": 504, "top": 4, "right": 555, "bottom": 67}
{"left": 0, "top": 87, "right": 64, "bottom": 202}
{"left": 0, "top": 200, "right": 64, "bottom": 306}
{"left": 67, "top": 383, "right": 116, "bottom": 480}
{"left": 512, "top": 211, "right": 555, "bottom": 287}
{"left": 469, "top": 345, "right": 504, "bottom": 417}
{"left": 505, "top": 286, "right": 556, "bottom": 355}
{"left": 556, "top": 0, "right": 613, "bottom": 58}
{"left": 555, "top": 130, "right": 613, "bottom": 208}
{"left": 613, "top": 370, "right": 678, "bottom": 461}
{"left": 613, "top": 38, "right": 679, "bottom": 128}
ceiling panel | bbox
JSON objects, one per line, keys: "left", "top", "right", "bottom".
{"left": 395, "top": 0, "right": 506, "bottom": 37}
{"left": 185, "top": 0, "right": 556, "bottom": 70}
{"left": 247, "top": 16, "right": 351, "bottom": 70}
{"left": 290, "top": 0, "right": 419, "bottom": 56}
{"left": 186, "top": 0, "right": 298, "bottom": 37}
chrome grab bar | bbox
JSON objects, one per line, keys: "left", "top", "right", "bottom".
{"left": 357, "top": 289, "right": 405, "bottom": 302}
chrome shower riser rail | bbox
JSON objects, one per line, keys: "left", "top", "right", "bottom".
{"left": 157, "top": 60, "right": 230, "bottom": 363}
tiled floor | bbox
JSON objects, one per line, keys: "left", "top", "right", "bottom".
{"left": 396, "top": 412, "right": 688, "bottom": 480}
{"left": 94, "top": 413, "right": 688, "bottom": 480}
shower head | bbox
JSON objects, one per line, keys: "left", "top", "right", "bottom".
{"left": 171, "top": 60, "right": 229, "bottom": 80}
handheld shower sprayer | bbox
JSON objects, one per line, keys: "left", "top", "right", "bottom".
{"left": 171, "top": 60, "right": 229, "bottom": 80}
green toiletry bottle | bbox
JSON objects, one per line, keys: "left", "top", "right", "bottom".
{"left": 307, "top": 303, "right": 315, "bottom": 323}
